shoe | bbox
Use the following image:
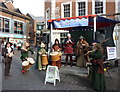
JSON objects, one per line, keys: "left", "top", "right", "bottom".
{"left": 8, "top": 75, "right": 12, "bottom": 77}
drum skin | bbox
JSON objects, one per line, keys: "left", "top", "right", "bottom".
{"left": 41, "top": 54, "right": 48, "bottom": 65}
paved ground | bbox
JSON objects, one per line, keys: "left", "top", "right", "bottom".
{"left": 0, "top": 49, "right": 119, "bottom": 91}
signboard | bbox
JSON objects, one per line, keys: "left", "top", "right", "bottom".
{"left": 107, "top": 47, "right": 117, "bottom": 60}
{"left": 53, "top": 18, "right": 88, "bottom": 28}
{"left": 45, "top": 65, "right": 60, "bottom": 86}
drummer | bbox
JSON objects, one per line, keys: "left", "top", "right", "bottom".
{"left": 20, "top": 41, "right": 35, "bottom": 74}
{"left": 51, "top": 39, "right": 62, "bottom": 69}
{"left": 37, "top": 42, "right": 48, "bottom": 71}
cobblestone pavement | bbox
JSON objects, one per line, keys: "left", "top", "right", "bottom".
{"left": 0, "top": 49, "right": 119, "bottom": 91}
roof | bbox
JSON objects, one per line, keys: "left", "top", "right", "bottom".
{"left": 0, "top": 1, "right": 30, "bottom": 20}
{"left": 27, "top": 13, "right": 45, "bottom": 22}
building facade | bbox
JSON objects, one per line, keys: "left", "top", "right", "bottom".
{"left": 0, "top": 0, "right": 30, "bottom": 45}
{"left": 27, "top": 13, "right": 45, "bottom": 46}
{"left": 45, "top": 0, "right": 120, "bottom": 58}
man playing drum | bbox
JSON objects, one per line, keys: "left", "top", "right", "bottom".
{"left": 37, "top": 42, "right": 48, "bottom": 71}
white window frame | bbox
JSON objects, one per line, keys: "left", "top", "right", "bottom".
{"left": 61, "top": 2, "right": 72, "bottom": 18}
{"left": 0, "top": 15, "right": 11, "bottom": 33}
{"left": 92, "top": 0, "right": 106, "bottom": 15}
{"left": 76, "top": 0, "right": 88, "bottom": 16}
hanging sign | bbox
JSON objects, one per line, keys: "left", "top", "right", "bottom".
{"left": 107, "top": 47, "right": 117, "bottom": 60}
{"left": 45, "top": 65, "right": 60, "bottom": 86}
{"left": 53, "top": 18, "right": 88, "bottom": 28}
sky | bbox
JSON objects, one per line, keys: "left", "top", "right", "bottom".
{"left": 13, "top": 0, "right": 45, "bottom": 17}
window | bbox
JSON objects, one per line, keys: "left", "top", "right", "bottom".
{"left": 46, "top": 8, "right": 50, "bottom": 20}
{"left": 0, "top": 17, "right": 10, "bottom": 33}
{"left": 4, "top": 18, "right": 10, "bottom": 32}
{"left": 78, "top": 2, "right": 86, "bottom": 16}
{"left": 14, "top": 21, "right": 23, "bottom": 34}
{"left": 95, "top": 0, "right": 104, "bottom": 14}
{"left": 63, "top": 4, "right": 70, "bottom": 17}
{"left": 61, "top": 2, "right": 72, "bottom": 18}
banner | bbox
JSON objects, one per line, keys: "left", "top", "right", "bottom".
{"left": 53, "top": 18, "right": 88, "bottom": 28}
{"left": 107, "top": 47, "right": 117, "bottom": 60}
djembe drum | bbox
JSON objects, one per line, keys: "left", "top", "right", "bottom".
{"left": 22, "top": 57, "right": 35, "bottom": 70}
{"left": 41, "top": 54, "right": 48, "bottom": 65}
{"left": 50, "top": 52, "right": 60, "bottom": 61}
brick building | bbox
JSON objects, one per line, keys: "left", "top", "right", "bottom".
{"left": 45, "top": 0, "right": 120, "bottom": 58}
{"left": 27, "top": 13, "right": 45, "bottom": 46}
{"left": 0, "top": 0, "right": 30, "bottom": 45}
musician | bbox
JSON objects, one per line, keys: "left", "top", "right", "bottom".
{"left": 38, "top": 42, "right": 48, "bottom": 71}
{"left": 52, "top": 39, "right": 62, "bottom": 69}
{"left": 2, "top": 42, "right": 14, "bottom": 79}
{"left": 64, "top": 33, "right": 74, "bottom": 67}
{"left": 88, "top": 43, "right": 106, "bottom": 91}
{"left": 35, "top": 43, "right": 41, "bottom": 69}
{"left": 20, "top": 42, "right": 34, "bottom": 74}
{"left": 76, "top": 36, "right": 89, "bottom": 67}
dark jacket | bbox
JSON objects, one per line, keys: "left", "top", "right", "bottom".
{"left": 2, "top": 47, "right": 14, "bottom": 58}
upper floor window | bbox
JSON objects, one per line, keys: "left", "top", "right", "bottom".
{"left": 93, "top": 0, "right": 106, "bottom": 14}
{"left": 63, "top": 4, "right": 70, "bottom": 17}
{"left": 46, "top": 8, "right": 50, "bottom": 20}
{"left": 61, "top": 2, "right": 72, "bottom": 18}
{"left": 78, "top": 2, "right": 86, "bottom": 16}
{"left": 95, "top": 1, "right": 103, "bottom": 14}
{"left": 0, "top": 17, "right": 10, "bottom": 33}
{"left": 14, "top": 21, "right": 23, "bottom": 34}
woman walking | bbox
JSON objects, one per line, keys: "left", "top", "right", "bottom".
{"left": 2, "top": 42, "right": 14, "bottom": 78}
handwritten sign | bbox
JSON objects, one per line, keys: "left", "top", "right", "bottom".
{"left": 107, "top": 47, "right": 117, "bottom": 60}
{"left": 45, "top": 65, "right": 60, "bottom": 86}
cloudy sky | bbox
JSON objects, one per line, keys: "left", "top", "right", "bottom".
{"left": 13, "top": 0, "right": 45, "bottom": 17}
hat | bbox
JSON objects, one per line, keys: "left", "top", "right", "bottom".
{"left": 79, "top": 36, "right": 84, "bottom": 39}
{"left": 41, "top": 43, "right": 45, "bottom": 47}
{"left": 67, "top": 33, "right": 71, "bottom": 37}
{"left": 92, "top": 40, "right": 99, "bottom": 43}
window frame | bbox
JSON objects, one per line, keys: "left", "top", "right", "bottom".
{"left": 92, "top": 0, "right": 106, "bottom": 15}
{"left": 61, "top": 2, "right": 72, "bottom": 18}
{"left": 76, "top": 0, "right": 88, "bottom": 16}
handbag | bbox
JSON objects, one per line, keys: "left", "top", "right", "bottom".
{"left": 8, "top": 52, "right": 14, "bottom": 57}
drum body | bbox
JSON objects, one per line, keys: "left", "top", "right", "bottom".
{"left": 50, "top": 52, "right": 60, "bottom": 61}
{"left": 22, "top": 61, "right": 31, "bottom": 70}
{"left": 41, "top": 54, "right": 48, "bottom": 65}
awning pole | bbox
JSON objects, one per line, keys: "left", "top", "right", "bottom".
{"left": 93, "top": 17, "right": 97, "bottom": 40}
{"left": 50, "top": 22, "right": 53, "bottom": 49}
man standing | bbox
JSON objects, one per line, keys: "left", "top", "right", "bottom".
{"left": 64, "top": 33, "right": 74, "bottom": 67}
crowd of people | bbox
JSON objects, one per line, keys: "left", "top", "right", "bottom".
{"left": 1, "top": 33, "right": 106, "bottom": 91}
